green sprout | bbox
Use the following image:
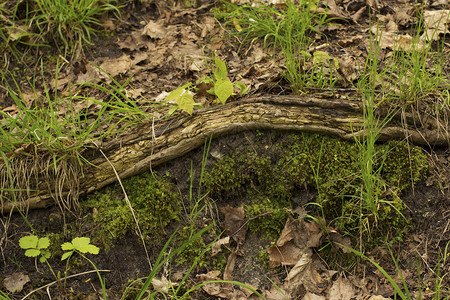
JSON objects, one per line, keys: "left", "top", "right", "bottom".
{"left": 19, "top": 235, "right": 51, "bottom": 263}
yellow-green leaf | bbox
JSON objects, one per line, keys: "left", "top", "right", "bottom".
{"left": 313, "top": 51, "right": 332, "bottom": 65}
{"left": 61, "top": 251, "right": 73, "bottom": 261}
{"left": 215, "top": 79, "right": 233, "bottom": 104}
{"left": 61, "top": 242, "right": 75, "bottom": 251}
{"left": 214, "top": 57, "right": 228, "bottom": 81}
{"left": 165, "top": 83, "right": 192, "bottom": 102}
{"left": 24, "top": 249, "right": 40, "bottom": 257}
{"left": 19, "top": 235, "right": 38, "bottom": 250}
{"left": 176, "top": 92, "right": 195, "bottom": 115}
{"left": 37, "top": 237, "right": 50, "bottom": 250}
{"left": 235, "top": 81, "right": 247, "bottom": 95}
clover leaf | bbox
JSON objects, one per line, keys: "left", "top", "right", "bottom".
{"left": 61, "top": 237, "right": 99, "bottom": 261}
{"left": 19, "top": 235, "right": 51, "bottom": 262}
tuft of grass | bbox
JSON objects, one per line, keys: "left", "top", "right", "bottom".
{"left": 30, "top": 0, "right": 120, "bottom": 56}
{"left": 219, "top": 0, "right": 332, "bottom": 93}
{"left": 0, "top": 62, "right": 166, "bottom": 212}
{"left": 0, "top": 1, "right": 40, "bottom": 64}
{"left": 0, "top": 62, "right": 161, "bottom": 159}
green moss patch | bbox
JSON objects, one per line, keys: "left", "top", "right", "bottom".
{"left": 82, "top": 172, "right": 181, "bottom": 249}
{"left": 204, "top": 133, "right": 428, "bottom": 246}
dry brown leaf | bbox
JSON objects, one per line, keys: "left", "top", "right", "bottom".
{"left": 131, "top": 52, "right": 149, "bottom": 65}
{"left": 263, "top": 286, "right": 290, "bottom": 299}
{"left": 338, "top": 35, "right": 364, "bottom": 47}
{"left": 285, "top": 252, "right": 326, "bottom": 294}
{"left": 201, "top": 280, "right": 228, "bottom": 297}
{"left": 248, "top": 44, "right": 267, "bottom": 64}
{"left": 76, "top": 63, "right": 102, "bottom": 84}
{"left": 304, "top": 219, "right": 324, "bottom": 248}
{"left": 268, "top": 214, "right": 327, "bottom": 267}
{"left": 117, "top": 35, "right": 140, "bottom": 51}
{"left": 197, "top": 16, "right": 215, "bottom": 38}
{"left": 319, "top": 0, "right": 353, "bottom": 22}
{"left": 369, "top": 27, "right": 425, "bottom": 51}
{"left": 268, "top": 239, "right": 305, "bottom": 267}
{"left": 50, "top": 75, "right": 71, "bottom": 91}
{"left": 170, "top": 42, "right": 204, "bottom": 71}
{"left": 99, "top": 54, "right": 133, "bottom": 78}
{"left": 197, "top": 270, "right": 221, "bottom": 281}
{"left": 171, "top": 270, "right": 185, "bottom": 282}
{"left": 328, "top": 230, "right": 352, "bottom": 253}
{"left": 130, "top": 29, "right": 157, "bottom": 51}
{"left": 220, "top": 205, "right": 247, "bottom": 244}
{"left": 328, "top": 277, "right": 355, "bottom": 300}
{"left": 142, "top": 20, "right": 168, "bottom": 39}
{"left": 211, "top": 236, "right": 230, "bottom": 256}
{"left": 337, "top": 57, "right": 359, "bottom": 83}
{"left": 421, "top": 10, "right": 450, "bottom": 41}
{"left": 3, "top": 272, "right": 30, "bottom": 293}
{"left": 151, "top": 276, "right": 170, "bottom": 294}
{"left": 277, "top": 215, "right": 301, "bottom": 247}
{"left": 197, "top": 270, "right": 236, "bottom": 298}
{"left": 268, "top": 215, "right": 304, "bottom": 267}
{"left": 240, "top": 283, "right": 259, "bottom": 297}
{"left": 303, "top": 292, "right": 326, "bottom": 300}
{"left": 223, "top": 252, "right": 237, "bottom": 281}
{"left": 127, "top": 87, "right": 146, "bottom": 99}
{"left": 1, "top": 105, "right": 19, "bottom": 114}
{"left": 395, "top": 7, "right": 414, "bottom": 26}
{"left": 352, "top": 6, "right": 367, "bottom": 23}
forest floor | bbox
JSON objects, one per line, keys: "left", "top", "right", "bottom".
{"left": 1, "top": 0, "right": 449, "bottom": 299}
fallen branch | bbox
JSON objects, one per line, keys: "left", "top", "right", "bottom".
{"left": 1, "top": 95, "right": 448, "bottom": 213}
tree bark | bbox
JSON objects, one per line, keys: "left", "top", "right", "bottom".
{"left": 1, "top": 95, "right": 448, "bottom": 213}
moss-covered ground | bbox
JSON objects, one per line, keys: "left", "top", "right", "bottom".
{"left": 204, "top": 132, "right": 428, "bottom": 248}
{"left": 39, "top": 131, "right": 428, "bottom": 287}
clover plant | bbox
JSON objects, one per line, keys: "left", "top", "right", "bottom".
{"left": 19, "top": 235, "right": 51, "bottom": 263}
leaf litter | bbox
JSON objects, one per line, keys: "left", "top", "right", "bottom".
{"left": 1, "top": 0, "right": 449, "bottom": 298}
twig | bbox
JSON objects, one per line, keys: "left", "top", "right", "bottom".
{"left": 230, "top": 211, "right": 273, "bottom": 237}
{"left": 21, "top": 269, "right": 111, "bottom": 300}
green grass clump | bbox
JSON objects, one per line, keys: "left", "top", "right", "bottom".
{"left": 0, "top": 0, "right": 120, "bottom": 60}
{"left": 219, "top": 0, "right": 332, "bottom": 93}
{"left": 30, "top": 0, "right": 120, "bottom": 55}
{"left": 83, "top": 172, "right": 181, "bottom": 248}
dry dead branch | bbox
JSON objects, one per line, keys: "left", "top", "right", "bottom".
{"left": 1, "top": 95, "right": 448, "bottom": 213}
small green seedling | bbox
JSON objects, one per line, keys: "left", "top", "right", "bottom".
{"left": 61, "top": 237, "right": 106, "bottom": 298}
{"left": 19, "top": 235, "right": 51, "bottom": 263}
{"left": 61, "top": 237, "right": 99, "bottom": 261}
{"left": 165, "top": 82, "right": 201, "bottom": 115}
{"left": 199, "top": 56, "right": 247, "bottom": 104}
{"left": 165, "top": 56, "right": 247, "bottom": 115}
{"left": 205, "top": 56, "right": 234, "bottom": 104}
